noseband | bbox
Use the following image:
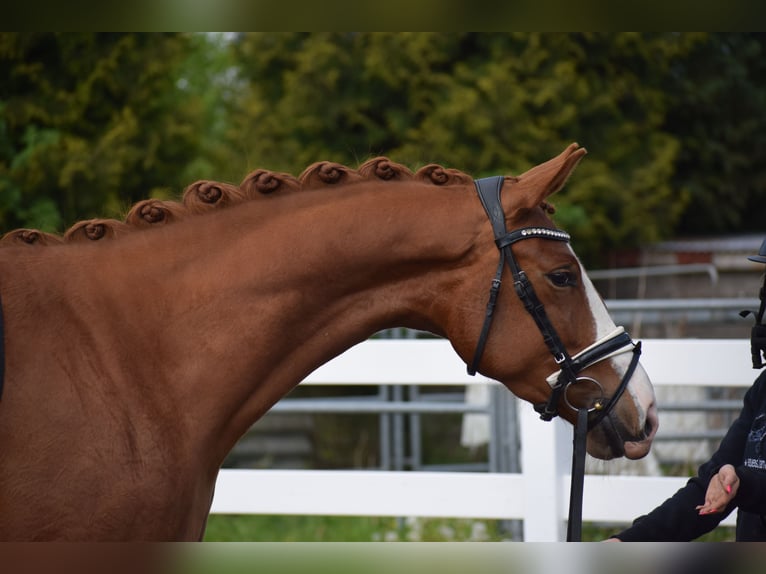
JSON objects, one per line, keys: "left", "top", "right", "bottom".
{"left": 468, "top": 176, "right": 642, "bottom": 429}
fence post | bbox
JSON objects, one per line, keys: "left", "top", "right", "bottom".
{"left": 518, "top": 401, "right": 571, "bottom": 541}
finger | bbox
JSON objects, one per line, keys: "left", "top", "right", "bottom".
{"left": 718, "top": 473, "right": 733, "bottom": 494}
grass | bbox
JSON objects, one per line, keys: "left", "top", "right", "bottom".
{"left": 203, "top": 515, "right": 509, "bottom": 542}
{"left": 204, "top": 515, "right": 736, "bottom": 542}
{"left": 583, "top": 523, "right": 736, "bottom": 542}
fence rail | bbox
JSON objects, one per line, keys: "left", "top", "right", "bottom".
{"left": 211, "top": 338, "right": 755, "bottom": 541}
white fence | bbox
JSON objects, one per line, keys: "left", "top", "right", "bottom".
{"left": 211, "top": 338, "right": 756, "bottom": 541}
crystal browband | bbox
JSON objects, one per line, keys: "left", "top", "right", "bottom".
{"left": 520, "top": 228, "right": 570, "bottom": 240}
{"left": 495, "top": 227, "right": 571, "bottom": 249}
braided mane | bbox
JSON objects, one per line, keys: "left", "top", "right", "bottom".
{"left": 0, "top": 158, "right": 548, "bottom": 247}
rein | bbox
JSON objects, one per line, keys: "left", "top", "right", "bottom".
{"left": 468, "top": 176, "right": 642, "bottom": 541}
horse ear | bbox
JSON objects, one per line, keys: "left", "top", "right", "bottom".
{"left": 511, "top": 143, "right": 587, "bottom": 209}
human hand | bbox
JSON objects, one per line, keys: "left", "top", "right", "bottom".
{"left": 696, "top": 464, "right": 739, "bottom": 515}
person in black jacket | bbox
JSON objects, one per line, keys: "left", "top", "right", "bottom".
{"left": 611, "top": 238, "right": 766, "bottom": 541}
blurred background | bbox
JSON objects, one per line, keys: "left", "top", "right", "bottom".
{"left": 2, "top": 33, "right": 765, "bottom": 267}
{"left": 3, "top": 33, "right": 765, "bottom": 541}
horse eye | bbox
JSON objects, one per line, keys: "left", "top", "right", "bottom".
{"left": 547, "top": 271, "right": 576, "bottom": 288}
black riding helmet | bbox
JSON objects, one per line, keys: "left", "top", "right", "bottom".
{"left": 743, "top": 238, "right": 766, "bottom": 368}
{"left": 748, "top": 238, "right": 766, "bottom": 264}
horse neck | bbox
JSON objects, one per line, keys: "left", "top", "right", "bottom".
{"left": 5, "top": 181, "right": 485, "bottom": 467}
{"left": 160, "top": 183, "right": 483, "bottom": 462}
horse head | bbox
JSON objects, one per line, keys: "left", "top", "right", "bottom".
{"left": 446, "top": 144, "right": 657, "bottom": 461}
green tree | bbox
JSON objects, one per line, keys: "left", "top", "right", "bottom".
{"left": 5, "top": 33, "right": 765, "bottom": 263}
{"left": 663, "top": 33, "right": 766, "bottom": 235}
{"left": 176, "top": 33, "right": 244, "bottom": 185}
{"left": 229, "top": 32, "right": 699, "bottom": 265}
{"left": 0, "top": 33, "right": 209, "bottom": 232}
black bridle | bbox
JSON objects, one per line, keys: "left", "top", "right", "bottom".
{"left": 468, "top": 176, "right": 643, "bottom": 541}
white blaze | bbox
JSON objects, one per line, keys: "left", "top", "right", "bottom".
{"left": 579, "top": 259, "right": 656, "bottom": 414}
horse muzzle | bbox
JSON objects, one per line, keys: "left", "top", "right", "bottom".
{"left": 542, "top": 326, "right": 657, "bottom": 460}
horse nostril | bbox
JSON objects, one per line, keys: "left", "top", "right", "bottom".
{"left": 642, "top": 402, "right": 659, "bottom": 440}
{"left": 643, "top": 419, "right": 653, "bottom": 439}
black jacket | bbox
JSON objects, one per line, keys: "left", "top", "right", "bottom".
{"left": 615, "top": 370, "right": 766, "bottom": 541}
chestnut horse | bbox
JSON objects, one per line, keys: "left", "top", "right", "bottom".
{"left": 0, "top": 143, "right": 657, "bottom": 540}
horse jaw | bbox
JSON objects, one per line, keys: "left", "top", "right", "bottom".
{"left": 579, "top": 264, "right": 658, "bottom": 461}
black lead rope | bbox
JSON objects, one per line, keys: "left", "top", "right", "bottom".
{"left": 567, "top": 342, "right": 642, "bottom": 541}
{"left": 567, "top": 408, "right": 589, "bottom": 542}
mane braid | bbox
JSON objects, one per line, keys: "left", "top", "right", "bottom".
{"left": 298, "top": 162, "right": 364, "bottom": 188}
{"left": 0, "top": 157, "right": 476, "bottom": 248}
{"left": 126, "top": 199, "right": 189, "bottom": 227}
{"left": 358, "top": 157, "right": 414, "bottom": 181}
{"left": 182, "top": 180, "right": 247, "bottom": 214}
{"left": 63, "top": 219, "right": 132, "bottom": 243}
{"left": 239, "top": 170, "right": 301, "bottom": 198}
{"left": 414, "top": 164, "right": 473, "bottom": 186}
{"left": 0, "top": 228, "right": 64, "bottom": 246}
